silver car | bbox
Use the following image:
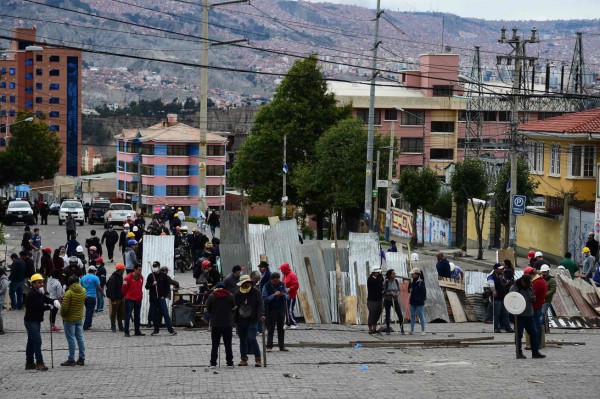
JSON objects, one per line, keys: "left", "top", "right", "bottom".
{"left": 104, "top": 203, "right": 137, "bottom": 228}
{"left": 59, "top": 200, "right": 85, "bottom": 226}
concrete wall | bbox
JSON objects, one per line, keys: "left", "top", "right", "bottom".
{"left": 466, "top": 201, "right": 492, "bottom": 250}
{"left": 515, "top": 212, "right": 563, "bottom": 264}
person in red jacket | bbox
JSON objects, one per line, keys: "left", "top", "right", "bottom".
{"left": 279, "top": 263, "right": 299, "bottom": 329}
{"left": 525, "top": 266, "right": 547, "bottom": 357}
{"left": 121, "top": 264, "right": 145, "bottom": 337}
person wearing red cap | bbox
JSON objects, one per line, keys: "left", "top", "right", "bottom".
{"left": 106, "top": 263, "right": 126, "bottom": 333}
{"left": 527, "top": 250, "right": 536, "bottom": 268}
{"left": 224, "top": 265, "right": 244, "bottom": 294}
{"left": 527, "top": 267, "right": 547, "bottom": 354}
{"left": 279, "top": 263, "right": 299, "bottom": 329}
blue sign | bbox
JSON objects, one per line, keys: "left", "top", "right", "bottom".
{"left": 512, "top": 195, "right": 526, "bottom": 216}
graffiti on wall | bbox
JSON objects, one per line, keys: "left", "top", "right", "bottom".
{"left": 389, "top": 208, "right": 451, "bottom": 247}
{"left": 568, "top": 207, "right": 595, "bottom": 263}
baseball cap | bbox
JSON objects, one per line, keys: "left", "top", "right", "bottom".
{"left": 523, "top": 266, "right": 535, "bottom": 275}
{"left": 232, "top": 265, "right": 245, "bottom": 273}
{"left": 215, "top": 282, "right": 226, "bottom": 289}
{"left": 88, "top": 265, "right": 97, "bottom": 271}
{"left": 493, "top": 263, "right": 504, "bottom": 270}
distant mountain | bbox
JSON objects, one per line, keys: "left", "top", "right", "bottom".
{"left": 2, "top": 0, "right": 599, "bottom": 107}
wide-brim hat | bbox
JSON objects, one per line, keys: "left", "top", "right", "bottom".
{"left": 237, "top": 275, "right": 252, "bottom": 286}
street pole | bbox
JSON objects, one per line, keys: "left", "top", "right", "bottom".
{"left": 282, "top": 134, "right": 287, "bottom": 220}
{"left": 498, "top": 27, "right": 538, "bottom": 250}
{"left": 364, "top": 0, "right": 382, "bottom": 231}
{"left": 137, "top": 145, "right": 143, "bottom": 213}
{"left": 385, "top": 124, "right": 394, "bottom": 241}
{"left": 373, "top": 150, "right": 381, "bottom": 232}
{"left": 198, "top": 0, "right": 209, "bottom": 220}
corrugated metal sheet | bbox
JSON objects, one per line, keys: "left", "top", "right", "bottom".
{"left": 248, "top": 224, "right": 269, "bottom": 270}
{"left": 220, "top": 243, "right": 250, "bottom": 276}
{"left": 465, "top": 271, "right": 488, "bottom": 295}
{"left": 420, "top": 260, "right": 450, "bottom": 322}
{"left": 291, "top": 244, "right": 321, "bottom": 324}
{"left": 348, "top": 232, "right": 380, "bottom": 296}
{"left": 219, "top": 210, "right": 247, "bottom": 244}
{"left": 386, "top": 252, "right": 408, "bottom": 278}
{"left": 298, "top": 243, "right": 332, "bottom": 324}
{"left": 141, "top": 235, "right": 175, "bottom": 320}
{"left": 322, "top": 246, "right": 349, "bottom": 275}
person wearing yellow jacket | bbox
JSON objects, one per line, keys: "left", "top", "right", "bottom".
{"left": 60, "top": 275, "right": 87, "bottom": 366}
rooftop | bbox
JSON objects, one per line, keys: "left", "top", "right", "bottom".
{"left": 327, "top": 80, "right": 425, "bottom": 99}
{"left": 119, "top": 122, "right": 228, "bottom": 143}
{"left": 520, "top": 107, "right": 600, "bottom": 134}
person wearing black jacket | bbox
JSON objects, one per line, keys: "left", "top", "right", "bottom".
{"left": 95, "top": 258, "right": 107, "bottom": 312}
{"left": 206, "top": 282, "right": 235, "bottom": 368}
{"left": 262, "top": 272, "right": 289, "bottom": 351}
{"left": 8, "top": 253, "right": 26, "bottom": 310}
{"left": 24, "top": 273, "right": 59, "bottom": 371}
{"left": 85, "top": 230, "right": 102, "bottom": 258}
{"left": 101, "top": 226, "right": 119, "bottom": 262}
{"left": 258, "top": 261, "right": 271, "bottom": 293}
{"left": 106, "top": 263, "right": 125, "bottom": 332}
{"left": 146, "top": 262, "right": 179, "bottom": 336}
{"left": 366, "top": 267, "right": 384, "bottom": 334}
{"left": 234, "top": 275, "right": 265, "bottom": 367}
{"left": 408, "top": 268, "right": 427, "bottom": 335}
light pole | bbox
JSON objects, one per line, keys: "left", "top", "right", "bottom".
{"left": 1, "top": 116, "right": 34, "bottom": 143}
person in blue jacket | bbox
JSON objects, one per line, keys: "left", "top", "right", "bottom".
{"left": 408, "top": 267, "right": 427, "bottom": 335}
{"left": 262, "top": 272, "right": 289, "bottom": 352}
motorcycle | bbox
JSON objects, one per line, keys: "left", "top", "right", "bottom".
{"left": 174, "top": 241, "right": 193, "bottom": 273}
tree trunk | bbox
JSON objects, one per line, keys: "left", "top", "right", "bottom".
{"left": 471, "top": 200, "right": 485, "bottom": 260}
{"left": 502, "top": 218, "right": 510, "bottom": 249}
{"left": 411, "top": 206, "right": 418, "bottom": 247}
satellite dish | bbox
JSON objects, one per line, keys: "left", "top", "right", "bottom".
{"left": 504, "top": 292, "right": 526, "bottom": 315}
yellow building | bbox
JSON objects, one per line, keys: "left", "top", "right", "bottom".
{"left": 520, "top": 108, "right": 600, "bottom": 203}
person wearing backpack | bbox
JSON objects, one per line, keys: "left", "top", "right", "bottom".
{"left": 408, "top": 268, "right": 427, "bottom": 335}
{"left": 382, "top": 269, "right": 404, "bottom": 335}
{"left": 234, "top": 275, "right": 265, "bottom": 367}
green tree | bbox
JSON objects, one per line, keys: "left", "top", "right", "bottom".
{"left": 397, "top": 168, "right": 440, "bottom": 247}
{"left": 229, "top": 55, "right": 351, "bottom": 234}
{"left": 450, "top": 158, "right": 490, "bottom": 259}
{"left": 0, "top": 112, "right": 62, "bottom": 186}
{"left": 493, "top": 158, "right": 539, "bottom": 248}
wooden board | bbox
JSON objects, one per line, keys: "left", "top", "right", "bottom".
{"left": 497, "top": 248, "right": 516, "bottom": 268}
{"left": 359, "top": 285, "right": 368, "bottom": 324}
{"left": 297, "top": 291, "right": 315, "bottom": 324}
{"left": 420, "top": 261, "right": 450, "bottom": 323}
{"left": 345, "top": 296, "right": 358, "bottom": 325}
{"left": 399, "top": 282, "right": 411, "bottom": 320}
{"left": 561, "top": 276, "right": 597, "bottom": 318}
{"left": 268, "top": 216, "right": 280, "bottom": 227}
{"left": 304, "top": 257, "right": 327, "bottom": 323}
{"left": 554, "top": 274, "right": 581, "bottom": 317}
{"left": 438, "top": 279, "right": 465, "bottom": 290}
{"left": 458, "top": 291, "right": 478, "bottom": 322}
{"left": 571, "top": 278, "right": 600, "bottom": 314}
{"left": 446, "top": 291, "right": 468, "bottom": 322}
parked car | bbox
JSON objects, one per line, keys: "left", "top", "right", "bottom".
{"left": 104, "top": 203, "right": 136, "bottom": 227}
{"left": 49, "top": 203, "right": 61, "bottom": 215}
{"left": 58, "top": 200, "right": 85, "bottom": 226}
{"left": 89, "top": 200, "right": 111, "bottom": 225}
{"left": 4, "top": 200, "right": 35, "bottom": 225}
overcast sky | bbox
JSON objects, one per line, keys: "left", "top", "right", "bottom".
{"left": 306, "top": 0, "right": 600, "bottom": 20}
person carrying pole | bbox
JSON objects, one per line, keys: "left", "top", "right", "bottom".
{"left": 382, "top": 269, "right": 404, "bottom": 335}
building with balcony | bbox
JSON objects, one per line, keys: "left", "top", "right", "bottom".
{"left": 0, "top": 27, "right": 82, "bottom": 175}
{"left": 81, "top": 146, "right": 103, "bottom": 173}
{"left": 115, "top": 114, "right": 228, "bottom": 216}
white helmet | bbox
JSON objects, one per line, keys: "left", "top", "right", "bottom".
{"left": 449, "top": 262, "right": 457, "bottom": 272}
{"left": 76, "top": 245, "right": 83, "bottom": 253}
{"left": 133, "top": 226, "right": 138, "bottom": 232}
{"left": 540, "top": 264, "right": 550, "bottom": 272}
{"left": 181, "top": 225, "right": 188, "bottom": 231}
{"left": 410, "top": 253, "right": 419, "bottom": 262}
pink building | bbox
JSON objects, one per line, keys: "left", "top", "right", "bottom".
{"left": 115, "top": 114, "right": 228, "bottom": 216}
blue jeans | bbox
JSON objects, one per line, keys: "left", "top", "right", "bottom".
{"left": 152, "top": 297, "right": 174, "bottom": 333}
{"left": 9, "top": 281, "right": 24, "bottom": 310}
{"left": 24, "top": 320, "right": 43, "bottom": 364}
{"left": 64, "top": 321, "right": 86, "bottom": 361}
{"left": 287, "top": 298, "right": 297, "bottom": 326}
{"left": 96, "top": 291, "right": 105, "bottom": 311}
{"left": 517, "top": 315, "right": 538, "bottom": 352}
{"left": 83, "top": 297, "right": 96, "bottom": 329}
{"left": 409, "top": 304, "right": 426, "bottom": 333}
{"left": 210, "top": 225, "right": 216, "bottom": 237}
{"left": 533, "top": 308, "right": 543, "bottom": 350}
{"left": 124, "top": 299, "right": 141, "bottom": 335}
{"left": 493, "top": 300, "right": 511, "bottom": 331}
{"left": 237, "top": 321, "right": 260, "bottom": 360}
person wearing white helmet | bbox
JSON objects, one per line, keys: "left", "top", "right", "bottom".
{"left": 74, "top": 245, "right": 87, "bottom": 268}
{"left": 410, "top": 253, "right": 419, "bottom": 263}
{"left": 449, "top": 262, "right": 464, "bottom": 281}
{"left": 532, "top": 251, "right": 548, "bottom": 270}
{"left": 540, "top": 264, "right": 556, "bottom": 329}
{"left": 366, "top": 266, "right": 384, "bottom": 334}
{"left": 118, "top": 224, "right": 131, "bottom": 263}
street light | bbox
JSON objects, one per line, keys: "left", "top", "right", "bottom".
{"left": 0, "top": 117, "right": 35, "bottom": 146}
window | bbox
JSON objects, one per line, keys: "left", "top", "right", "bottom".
{"left": 25, "top": 73, "right": 33, "bottom": 80}
{"left": 118, "top": 180, "right": 126, "bottom": 191}
{"left": 142, "top": 184, "right": 154, "bottom": 196}
{"left": 25, "top": 87, "right": 33, "bottom": 94}
{"left": 140, "top": 144, "right": 154, "bottom": 155}
{"left": 9, "top": 110, "right": 15, "bottom": 117}
{"left": 25, "top": 59, "right": 33, "bottom": 66}
{"left": 207, "top": 165, "right": 225, "bottom": 176}
{"left": 498, "top": 111, "right": 510, "bottom": 122}
{"left": 432, "top": 85, "right": 454, "bottom": 97}
{"left": 431, "top": 121, "right": 455, "bottom": 133}
{"left": 36, "top": 54, "right": 42, "bottom": 62}
{"left": 36, "top": 69, "right": 43, "bottom": 76}
{"left": 400, "top": 110, "right": 425, "bottom": 125}
{"left": 9, "top": 68, "right": 15, "bottom": 75}
{"left": 128, "top": 143, "right": 139, "bottom": 154}
{"left": 49, "top": 55, "right": 60, "bottom": 62}
{"left": 25, "top": 101, "right": 33, "bottom": 108}
{"left": 0, "top": 82, "right": 4, "bottom": 88}
{"left": 400, "top": 138, "right": 424, "bottom": 153}
{"left": 207, "top": 185, "right": 224, "bottom": 196}
{"left": 9, "top": 96, "right": 15, "bottom": 103}
{"left": 384, "top": 109, "right": 398, "bottom": 121}
{"left": 569, "top": 145, "right": 595, "bottom": 178}
{"left": 166, "top": 185, "right": 189, "bottom": 196}
{"left": 0, "top": 110, "right": 5, "bottom": 116}
{"left": 0, "top": 96, "right": 4, "bottom": 103}
{"left": 118, "top": 160, "right": 126, "bottom": 171}
{"left": 537, "top": 112, "right": 563, "bottom": 121}
{"left": 49, "top": 70, "right": 60, "bottom": 77}
{"left": 9, "top": 82, "right": 15, "bottom": 89}
{"left": 49, "top": 83, "right": 60, "bottom": 90}
{"left": 49, "top": 125, "right": 60, "bottom": 132}
{"left": 118, "top": 142, "right": 126, "bottom": 152}
{"left": 207, "top": 145, "right": 225, "bottom": 156}
{"left": 128, "top": 162, "right": 139, "bottom": 174}
{"left": 549, "top": 145, "right": 561, "bottom": 176}
{"left": 128, "top": 182, "right": 138, "bottom": 193}
{"left": 430, "top": 148, "right": 454, "bottom": 160}
{"left": 167, "top": 145, "right": 188, "bottom": 156}
{"left": 49, "top": 97, "right": 60, "bottom": 104}
{"left": 167, "top": 165, "right": 189, "bottom": 176}
{"left": 527, "top": 142, "right": 544, "bottom": 173}
{"left": 458, "top": 111, "right": 467, "bottom": 121}
{"left": 36, "top": 83, "right": 43, "bottom": 90}
{"left": 140, "top": 164, "right": 154, "bottom": 175}
{"left": 482, "top": 111, "right": 497, "bottom": 121}
{"left": 355, "top": 108, "right": 381, "bottom": 125}
{"left": 49, "top": 111, "right": 60, "bottom": 117}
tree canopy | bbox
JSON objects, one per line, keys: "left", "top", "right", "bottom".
{"left": 397, "top": 167, "right": 440, "bottom": 246}
{"left": 0, "top": 112, "right": 62, "bottom": 186}
{"left": 450, "top": 158, "right": 490, "bottom": 259}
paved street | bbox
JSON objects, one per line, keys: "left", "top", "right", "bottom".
{"left": 1, "top": 217, "right": 599, "bottom": 398}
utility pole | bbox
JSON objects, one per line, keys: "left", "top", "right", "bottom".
{"left": 373, "top": 150, "right": 381, "bottom": 231}
{"left": 364, "top": 0, "right": 382, "bottom": 231}
{"left": 385, "top": 124, "right": 394, "bottom": 242}
{"left": 282, "top": 134, "right": 287, "bottom": 220}
{"left": 198, "top": 0, "right": 247, "bottom": 221}
{"left": 497, "top": 27, "right": 538, "bottom": 250}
